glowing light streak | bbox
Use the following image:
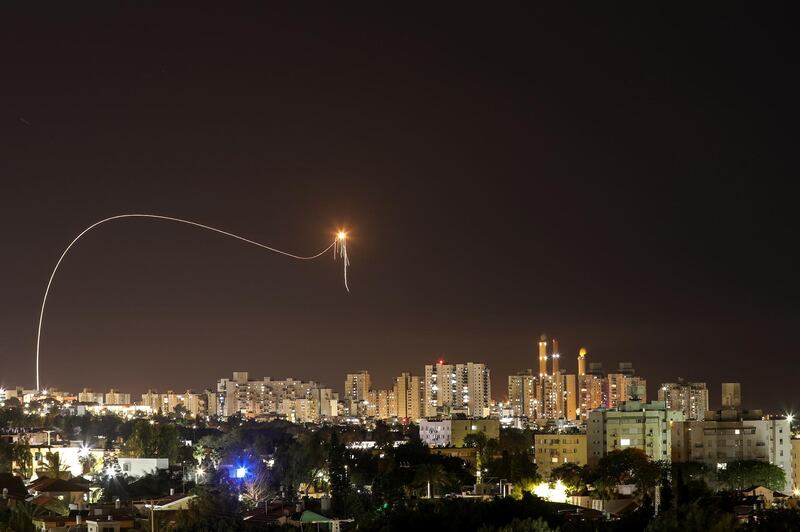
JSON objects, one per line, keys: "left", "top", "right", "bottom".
{"left": 35, "top": 214, "right": 351, "bottom": 389}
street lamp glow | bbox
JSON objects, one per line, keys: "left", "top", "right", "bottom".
{"left": 786, "top": 413, "right": 795, "bottom": 425}
{"left": 337, "top": 230, "right": 347, "bottom": 241}
{"left": 235, "top": 467, "right": 247, "bottom": 479}
{"left": 78, "top": 444, "right": 91, "bottom": 459}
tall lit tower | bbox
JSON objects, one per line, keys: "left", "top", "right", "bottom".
{"left": 552, "top": 337, "right": 560, "bottom": 375}
{"left": 536, "top": 334, "right": 548, "bottom": 419}
{"left": 538, "top": 334, "right": 548, "bottom": 378}
{"left": 578, "top": 347, "right": 587, "bottom": 377}
{"left": 551, "top": 337, "right": 562, "bottom": 418}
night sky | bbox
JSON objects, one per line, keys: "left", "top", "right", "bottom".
{"left": 1, "top": 5, "right": 796, "bottom": 412}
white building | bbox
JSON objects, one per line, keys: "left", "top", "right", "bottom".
{"left": 672, "top": 410, "right": 792, "bottom": 494}
{"left": 216, "top": 372, "right": 336, "bottom": 421}
{"left": 588, "top": 400, "right": 684, "bottom": 465}
{"left": 141, "top": 390, "right": 206, "bottom": 416}
{"left": 419, "top": 418, "right": 500, "bottom": 447}
{"left": 117, "top": 457, "right": 170, "bottom": 478}
{"left": 424, "top": 361, "right": 491, "bottom": 418}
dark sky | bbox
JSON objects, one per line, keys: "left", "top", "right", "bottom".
{"left": 1, "top": 5, "right": 797, "bottom": 412}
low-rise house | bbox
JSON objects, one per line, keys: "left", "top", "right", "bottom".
{"left": 29, "top": 476, "right": 91, "bottom": 505}
{"left": 0, "top": 473, "right": 29, "bottom": 506}
{"left": 534, "top": 433, "right": 587, "bottom": 479}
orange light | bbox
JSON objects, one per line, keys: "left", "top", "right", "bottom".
{"left": 337, "top": 230, "right": 347, "bottom": 241}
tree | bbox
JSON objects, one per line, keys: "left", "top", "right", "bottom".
{"left": 486, "top": 517, "right": 557, "bottom": 532}
{"left": 549, "top": 462, "right": 585, "bottom": 495}
{"left": 278, "top": 430, "right": 327, "bottom": 498}
{"left": 328, "top": 431, "right": 351, "bottom": 515}
{"left": 4, "top": 501, "right": 45, "bottom": 532}
{"left": 658, "top": 472, "right": 673, "bottom": 513}
{"left": 0, "top": 439, "right": 11, "bottom": 474}
{"left": 414, "top": 463, "right": 450, "bottom": 497}
{"left": 124, "top": 420, "right": 181, "bottom": 463}
{"left": 173, "top": 486, "right": 243, "bottom": 532}
{"left": 44, "top": 451, "right": 71, "bottom": 480}
{"left": 240, "top": 467, "right": 271, "bottom": 509}
{"left": 646, "top": 503, "right": 737, "bottom": 532}
{"left": 592, "top": 448, "right": 661, "bottom": 500}
{"left": 717, "top": 460, "right": 786, "bottom": 492}
{"left": 10, "top": 438, "right": 33, "bottom": 480}
{"left": 463, "top": 433, "right": 488, "bottom": 451}
{"left": 79, "top": 452, "right": 97, "bottom": 476}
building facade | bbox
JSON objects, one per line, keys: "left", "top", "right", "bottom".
{"left": 671, "top": 411, "right": 792, "bottom": 494}
{"left": 657, "top": 379, "right": 709, "bottom": 421}
{"left": 216, "top": 372, "right": 336, "bottom": 421}
{"left": 587, "top": 400, "right": 684, "bottom": 466}
{"left": 423, "top": 361, "right": 491, "bottom": 417}
{"left": 508, "top": 370, "right": 537, "bottom": 418}
{"left": 393, "top": 372, "right": 423, "bottom": 421}
{"left": 344, "top": 371, "right": 371, "bottom": 403}
{"left": 419, "top": 418, "right": 501, "bottom": 447}
{"left": 534, "top": 433, "right": 588, "bottom": 479}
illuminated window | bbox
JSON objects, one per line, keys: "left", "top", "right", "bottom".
{"left": 620, "top": 438, "right": 631, "bottom": 446}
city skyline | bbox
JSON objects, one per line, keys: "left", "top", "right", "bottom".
{"left": 0, "top": 328, "right": 790, "bottom": 413}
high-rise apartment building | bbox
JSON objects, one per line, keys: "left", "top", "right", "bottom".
{"left": 508, "top": 370, "right": 537, "bottom": 418}
{"left": 564, "top": 373, "right": 577, "bottom": 421}
{"left": 607, "top": 363, "right": 646, "bottom": 409}
{"left": 721, "top": 382, "right": 742, "bottom": 409}
{"left": 657, "top": 379, "right": 709, "bottom": 421}
{"left": 393, "top": 373, "right": 423, "bottom": 421}
{"left": 344, "top": 371, "right": 371, "bottom": 403}
{"left": 105, "top": 389, "right": 131, "bottom": 405}
{"left": 78, "top": 388, "right": 103, "bottom": 405}
{"left": 367, "top": 389, "right": 396, "bottom": 419}
{"left": 141, "top": 389, "right": 206, "bottom": 417}
{"left": 577, "top": 352, "right": 604, "bottom": 421}
{"left": 423, "top": 361, "right": 491, "bottom": 417}
{"left": 216, "top": 372, "right": 336, "bottom": 421}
